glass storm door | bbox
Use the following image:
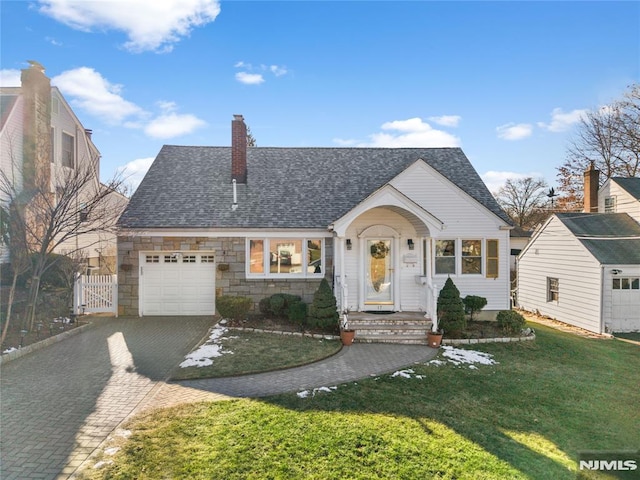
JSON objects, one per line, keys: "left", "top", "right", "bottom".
{"left": 365, "top": 239, "right": 393, "bottom": 305}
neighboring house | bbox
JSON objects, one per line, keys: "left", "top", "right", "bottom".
{"left": 0, "top": 61, "right": 126, "bottom": 273}
{"left": 117, "top": 115, "right": 513, "bottom": 320}
{"left": 517, "top": 167, "right": 640, "bottom": 333}
{"left": 509, "top": 226, "right": 532, "bottom": 272}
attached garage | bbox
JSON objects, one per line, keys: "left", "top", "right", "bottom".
{"left": 139, "top": 252, "right": 216, "bottom": 316}
{"left": 607, "top": 274, "right": 640, "bottom": 333}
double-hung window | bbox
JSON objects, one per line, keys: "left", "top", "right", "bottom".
{"left": 547, "top": 277, "right": 559, "bottom": 302}
{"left": 434, "top": 239, "right": 499, "bottom": 278}
{"left": 62, "top": 132, "right": 75, "bottom": 168}
{"left": 461, "top": 240, "right": 482, "bottom": 274}
{"left": 248, "top": 238, "right": 324, "bottom": 277}
{"left": 435, "top": 240, "right": 456, "bottom": 275}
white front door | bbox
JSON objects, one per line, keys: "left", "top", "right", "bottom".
{"left": 364, "top": 239, "right": 394, "bottom": 308}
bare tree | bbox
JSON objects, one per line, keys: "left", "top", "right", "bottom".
{"left": 494, "top": 177, "right": 549, "bottom": 229}
{"left": 558, "top": 84, "right": 640, "bottom": 205}
{"left": 1, "top": 156, "right": 125, "bottom": 331}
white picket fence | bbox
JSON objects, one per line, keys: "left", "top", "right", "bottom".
{"left": 73, "top": 274, "right": 118, "bottom": 316}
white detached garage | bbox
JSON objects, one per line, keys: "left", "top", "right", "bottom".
{"left": 517, "top": 213, "right": 640, "bottom": 334}
{"left": 139, "top": 252, "right": 216, "bottom": 316}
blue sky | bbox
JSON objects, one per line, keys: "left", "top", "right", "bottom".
{"left": 1, "top": 0, "right": 638, "bottom": 193}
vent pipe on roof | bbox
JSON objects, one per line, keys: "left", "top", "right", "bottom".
{"left": 232, "top": 179, "right": 238, "bottom": 211}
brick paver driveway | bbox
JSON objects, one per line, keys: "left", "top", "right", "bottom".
{"left": 0, "top": 316, "right": 213, "bottom": 480}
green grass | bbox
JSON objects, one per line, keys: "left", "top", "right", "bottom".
{"left": 84, "top": 324, "right": 639, "bottom": 479}
{"left": 614, "top": 332, "right": 640, "bottom": 342}
{"left": 171, "top": 329, "right": 342, "bottom": 379}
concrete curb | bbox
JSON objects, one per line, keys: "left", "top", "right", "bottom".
{"left": 0, "top": 322, "right": 95, "bottom": 365}
{"left": 442, "top": 334, "right": 536, "bottom": 345}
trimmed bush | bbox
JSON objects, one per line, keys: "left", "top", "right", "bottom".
{"left": 260, "top": 294, "right": 304, "bottom": 318}
{"left": 496, "top": 310, "right": 526, "bottom": 334}
{"left": 287, "top": 301, "right": 308, "bottom": 325}
{"left": 307, "top": 278, "right": 339, "bottom": 331}
{"left": 216, "top": 296, "right": 252, "bottom": 321}
{"left": 463, "top": 295, "right": 488, "bottom": 321}
{"left": 436, "top": 277, "right": 466, "bottom": 335}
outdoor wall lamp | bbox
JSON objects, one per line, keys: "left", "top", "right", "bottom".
{"left": 346, "top": 239, "right": 352, "bottom": 250}
{"left": 611, "top": 269, "right": 622, "bottom": 275}
{"left": 407, "top": 239, "right": 415, "bottom": 250}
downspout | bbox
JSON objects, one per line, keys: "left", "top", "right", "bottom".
{"left": 600, "top": 264, "right": 605, "bottom": 334}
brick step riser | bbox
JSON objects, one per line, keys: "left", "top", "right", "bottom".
{"left": 347, "top": 320, "right": 433, "bottom": 327}
{"left": 355, "top": 337, "right": 429, "bottom": 345}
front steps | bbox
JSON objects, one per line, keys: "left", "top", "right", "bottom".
{"left": 347, "top": 312, "right": 433, "bottom": 345}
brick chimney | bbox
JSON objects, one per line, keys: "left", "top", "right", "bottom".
{"left": 21, "top": 60, "right": 51, "bottom": 191}
{"left": 231, "top": 114, "right": 247, "bottom": 183}
{"left": 583, "top": 162, "right": 600, "bottom": 213}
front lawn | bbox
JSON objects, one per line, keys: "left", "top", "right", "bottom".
{"left": 171, "top": 328, "right": 342, "bottom": 380}
{"left": 84, "top": 324, "right": 639, "bottom": 479}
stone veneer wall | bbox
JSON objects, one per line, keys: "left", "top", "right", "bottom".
{"left": 117, "top": 235, "right": 334, "bottom": 317}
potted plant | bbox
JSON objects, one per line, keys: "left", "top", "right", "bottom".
{"left": 340, "top": 312, "right": 356, "bottom": 346}
{"left": 427, "top": 315, "right": 443, "bottom": 348}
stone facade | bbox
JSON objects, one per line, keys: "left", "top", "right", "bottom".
{"left": 117, "top": 235, "right": 334, "bottom": 316}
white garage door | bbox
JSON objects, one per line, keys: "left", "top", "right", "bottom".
{"left": 611, "top": 276, "right": 640, "bottom": 332}
{"left": 140, "top": 252, "right": 216, "bottom": 316}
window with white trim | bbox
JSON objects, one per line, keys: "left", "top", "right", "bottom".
{"left": 604, "top": 196, "right": 616, "bottom": 213}
{"left": 547, "top": 277, "right": 559, "bottom": 302}
{"left": 613, "top": 277, "right": 639, "bottom": 290}
{"left": 62, "top": 132, "right": 75, "bottom": 168}
{"left": 435, "top": 240, "right": 455, "bottom": 275}
{"left": 145, "top": 255, "right": 159, "bottom": 263}
{"left": 462, "top": 240, "right": 482, "bottom": 274}
{"left": 247, "top": 238, "right": 323, "bottom": 277}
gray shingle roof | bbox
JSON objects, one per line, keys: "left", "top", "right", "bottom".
{"left": 118, "top": 146, "right": 511, "bottom": 229}
{"left": 556, "top": 213, "right": 640, "bottom": 265}
{"left": 612, "top": 177, "right": 640, "bottom": 201}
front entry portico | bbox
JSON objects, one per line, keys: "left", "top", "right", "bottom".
{"left": 330, "top": 185, "right": 444, "bottom": 320}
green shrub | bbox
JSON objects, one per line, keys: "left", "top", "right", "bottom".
{"left": 216, "top": 296, "right": 252, "bottom": 321}
{"left": 260, "top": 294, "right": 304, "bottom": 318}
{"left": 496, "top": 310, "right": 526, "bottom": 334}
{"left": 463, "top": 295, "right": 488, "bottom": 320}
{"left": 287, "top": 301, "right": 308, "bottom": 325}
{"left": 307, "top": 278, "right": 339, "bottom": 331}
{"left": 436, "top": 277, "right": 466, "bottom": 335}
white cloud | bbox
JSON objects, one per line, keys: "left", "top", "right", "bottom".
{"left": 349, "top": 117, "right": 460, "bottom": 148}
{"left": 428, "top": 115, "right": 461, "bottom": 127}
{"left": 235, "top": 72, "right": 264, "bottom": 85}
{"left": 269, "top": 65, "right": 287, "bottom": 76}
{"left": 52, "top": 67, "right": 144, "bottom": 123}
{"left": 537, "top": 107, "right": 588, "bottom": 132}
{"left": 496, "top": 123, "right": 533, "bottom": 141}
{"left": 38, "top": 0, "right": 221, "bottom": 53}
{"left": 481, "top": 170, "right": 543, "bottom": 194}
{"left": 116, "top": 157, "right": 154, "bottom": 193}
{"left": 144, "top": 112, "right": 206, "bottom": 139}
{"left": 0, "top": 69, "right": 21, "bottom": 87}
{"left": 45, "top": 36, "right": 63, "bottom": 46}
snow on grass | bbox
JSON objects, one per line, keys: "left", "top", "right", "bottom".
{"left": 297, "top": 386, "right": 338, "bottom": 398}
{"left": 427, "top": 346, "right": 498, "bottom": 367}
{"left": 179, "top": 325, "right": 233, "bottom": 368}
{"left": 3, "top": 347, "right": 18, "bottom": 354}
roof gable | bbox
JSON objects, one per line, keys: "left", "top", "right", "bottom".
{"left": 611, "top": 177, "right": 640, "bottom": 201}
{"left": 118, "top": 146, "right": 510, "bottom": 229}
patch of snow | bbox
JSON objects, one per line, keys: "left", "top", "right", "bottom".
{"left": 115, "top": 429, "right": 131, "bottom": 438}
{"left": 93, "top": 460, "right": 113, "bottom": 469}
{"left": 104, "top": 447, "right": 120, "bottom": 456}
{"left": 468, "top": 365, "right": 478, "bottom": 370}
{"left": 179, "top": 325, "right": 233, "bottom": 368}
{"left": 297, "top": 386, "right": 338, "bottom": 398}
{"left": 3, "top": 347, "right": 18, "bottom": 354}
{"left": 427, "top": 359, "right": 447, "bottom": 366}
{"left": 219, "top": 319, "right": 228, "bottom": 325}
{"left": 441, "top": 346, "right": 498, "bottom": 366}
{"left": 392, "top": 369, "right": 415, "bottom": 378}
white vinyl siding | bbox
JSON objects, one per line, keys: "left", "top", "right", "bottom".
{"left": 518, "top": 216, "right": 603, "bottom": 333}
{"left": 390, "top": 162, "right": 510, "bottom": 312}
{"left": 599, "top": 179, "right": 640, "bottom": 221}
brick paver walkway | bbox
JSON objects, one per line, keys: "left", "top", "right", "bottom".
{"left": 0, "top": 316, "right": 212, "bottom": 480}
{"left": 0, "top": 317, "right": 437, "bottom": 479}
